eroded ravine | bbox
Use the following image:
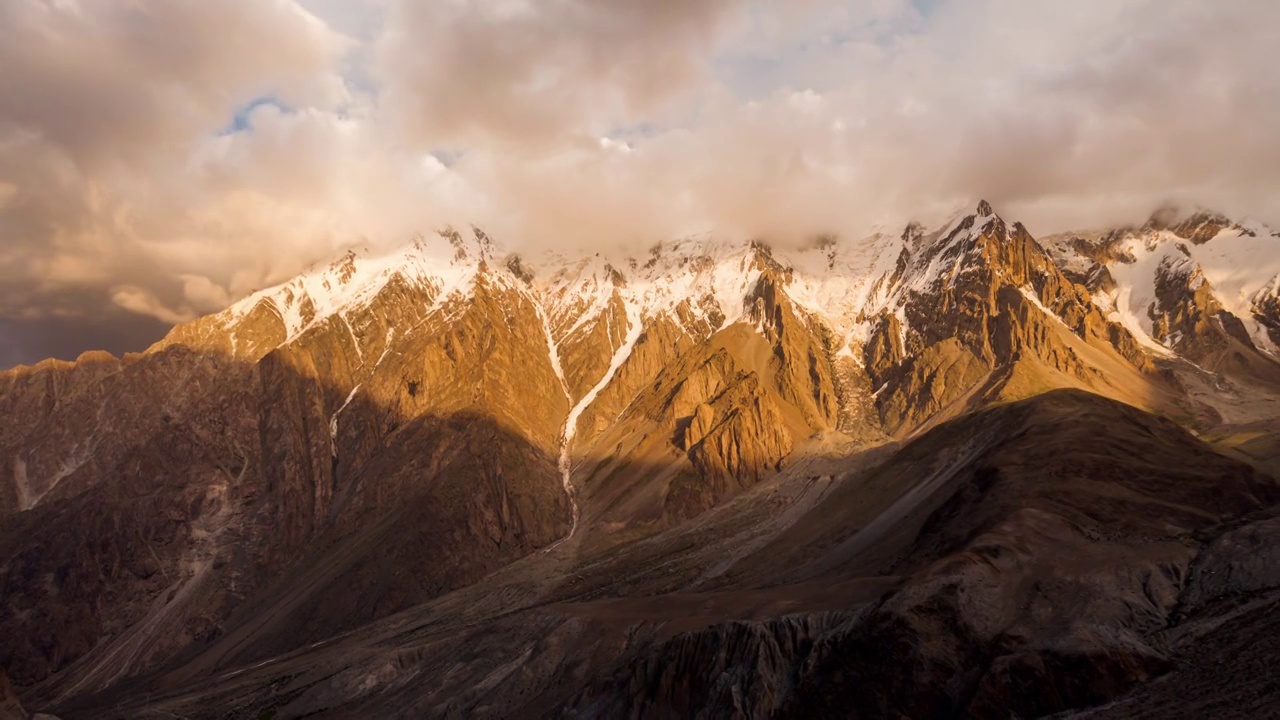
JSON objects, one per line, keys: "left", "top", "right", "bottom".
{"left": 538, "top": 296, "right": 644, "bottom": 548}
{"left": 535, "top": 302, "right": 578, "bottom": 548}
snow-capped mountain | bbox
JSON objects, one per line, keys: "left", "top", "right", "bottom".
{"left": 164, "top": 203, "right": 1130, "bottom": 366}
{"left": 1044, "top": 207, "right": 1280, "bottom": 364}
{"left": 133, "top": 199, "right": 1280, "bottom": 490}
{"left": 3, "top": 200, "right": 1280, "bottom": 716}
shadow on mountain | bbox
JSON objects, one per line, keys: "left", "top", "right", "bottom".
{"left": 3, "top": 343, "right": 1280, "bottom": 719}
{"left": 0, "top": 344, "right": 580, "bottom": 712}
{"left": 7, "top": 204, "right": 1280, "bottom": 717}
{"left": 555, "top": 391, "right": 1279, "bottom": 719}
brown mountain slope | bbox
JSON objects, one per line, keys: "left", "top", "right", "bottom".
{"left": 34, "top": 390, "right": 1277, "bottom": 719}
{"left": 565, "top": 390, "right": 1279, "bottom": 719}
{"left": 0, "top": 277, "right": 577, "bottom": 703}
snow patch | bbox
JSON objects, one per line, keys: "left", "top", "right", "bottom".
{"left": 329, "top": 385, "right": 361, "bottom": 456}
{"left": 215, "top": 233, "right": 482, "bottom": 351}
{"left": 1018, "top": 286, "right": 1073, "bottom": 332}
{"left": 549, "top": 295, "right": 646, "bottom": 548}
{"left": 372, "top": 328, "right": 397, "bottom": 368}
{"left": 1058, "top": 221, "right": 1280, "bottom": 359}
{"left": 564, "top": 298, "right": 643, "bottom": 458}
{"left": 533, "top": 294, "right": 576, "bottom": 551}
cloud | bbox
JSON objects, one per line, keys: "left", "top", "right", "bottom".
{"left": 0, "top": 0, "right": 350, "bottom": 168}
{"left": 374, "top": 0, "right": 738, "bottom": 148}
{"left": 2, "top": 0, "right": 1280, "bottom": 366}
{"left": 110, "top": 286, "right": 195, "bottom": 326}
{"left": 0, "top": 0, "right": 357, "bottom": 362}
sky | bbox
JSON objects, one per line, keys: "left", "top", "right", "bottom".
{"left": 2, "top": 0, "right": 1279, "bottom": 367}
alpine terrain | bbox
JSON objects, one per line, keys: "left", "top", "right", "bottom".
{"left": 3, "top": 202, "right": 1280, "bottom": 719}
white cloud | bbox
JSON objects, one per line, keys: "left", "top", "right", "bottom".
{"left": 110, "top": 286, "right": 195, "bottom": 326}
{"left": 2, "top": 0, "right": 1280, "bottom": 365}
{"left": 374, "top": 0, "right": 737, "bottom": 148}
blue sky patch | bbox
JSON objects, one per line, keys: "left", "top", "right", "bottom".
{"left": 219, "top": 96, "right": 289, "bottom": 135}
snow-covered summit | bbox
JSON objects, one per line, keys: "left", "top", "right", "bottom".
{"left": 174, "top": 201, "right": 1040, "bottom": 365}
{"left": 165, "top": 199, "right": 1280, "bottom": 370}
{"left": 1043, "top": 208, "right": 1280, "bottom": 354}
{"left": 212, "top": 228, "right": 498, "bottom": 343}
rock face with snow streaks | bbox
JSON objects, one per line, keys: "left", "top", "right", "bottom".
{"left": 2, "top": 201, "right": 1280, "bottom": 718}
{"left": 1044, "top": 206, "right": 1280, "bottom": 380}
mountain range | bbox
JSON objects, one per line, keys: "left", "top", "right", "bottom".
{"left": 3, "top": 201, "right": 1280, "bottom": 718}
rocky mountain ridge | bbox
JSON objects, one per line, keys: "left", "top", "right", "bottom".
{"left": 1043, "top": 206, "right": 1280, "bottom": 367}
{"left": 3, "top": 201, "right": 1280, "bottom": 718}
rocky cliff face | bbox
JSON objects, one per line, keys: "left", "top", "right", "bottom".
{"left": 0, "top": 235, "right": 580, "bottom": 696}
{"left": 3, "top": 202, "right": 1280, "bottom": 718}
{"left": 1145, "top": 249, "right": 1267, "bottom": 370}
{"left": 859, "top": 205, "right": 1156, "bottom": 433}
{"left": 1251, "top": 277, "right": 1280, "bottom": 348}
{"left": 1044, "top": 206, "right": 1280, "bottom": 382}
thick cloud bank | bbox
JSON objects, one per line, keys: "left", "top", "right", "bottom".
{"left": 2, "top": 0, "right": 1279, "bottom": 365}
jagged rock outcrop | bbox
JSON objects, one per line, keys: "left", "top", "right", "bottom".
{"left": 743, "top": 251, "right": 840, "bottom": 431}
{"left": 1044, "top": 205, "right": 1280, "bottom": 369}
{"left": 1147, "top": 206, "right": 1246, "bottom": 245}
{"left": 677, "top": 374, "right": 794, "bottom": 518}
{"left": 565, "top": 614, "right": 842, "bottom": 719}
{"left": 1251, "top": 277, "right": 1280, "bottom": 347}
{"left": 572, "top": 334, "right": 806, "bottom": 528}
{"left": 1148, "top": 251, "right": 1260, "bottom": 359}
{"left": 1179, "top": 512, "right": 1280, "bottom": 616}
{"left": 861, "top": 203, "right": 1155, "bottom": 433}
{"left": 571, "top": 311, "right": 700, "bottom": 447}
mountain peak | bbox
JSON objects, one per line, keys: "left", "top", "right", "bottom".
{"left": 439, "top": 225, "right": 499, "bottom": 263}
{"left": 1144, "top": 201, "right": 1231, "bottom": 229}
{"left": 1142, "top": 203, "right": 1249, "bottom": 245}
{"left": 976, "top": 199, "right": 995, "bottom": 217}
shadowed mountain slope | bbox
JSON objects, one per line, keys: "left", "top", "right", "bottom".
{"left": 17, "top": 391, "right": 1274, "bottom": 720}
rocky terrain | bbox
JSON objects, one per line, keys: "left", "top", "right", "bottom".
{"left": 2, "top": 202, "right": 1279, "bottom": 718}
